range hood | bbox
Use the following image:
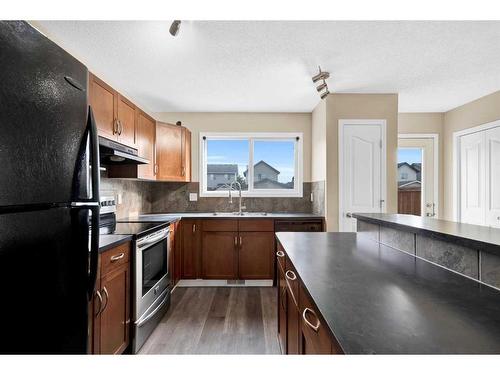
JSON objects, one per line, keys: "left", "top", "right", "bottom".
{"left": 99, "top": 136, "right": 149, "bottom": 165}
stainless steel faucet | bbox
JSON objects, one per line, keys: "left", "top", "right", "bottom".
{"left": 228, "top": 180, "right": 244, "bottom": 215}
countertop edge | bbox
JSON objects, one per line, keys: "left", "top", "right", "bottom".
{"left": 353, "top": 213, "right": 500, "bottom": 257}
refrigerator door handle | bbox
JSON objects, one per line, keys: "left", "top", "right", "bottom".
{"left": 87, "top": 106, "right": 100, "bottom": 300}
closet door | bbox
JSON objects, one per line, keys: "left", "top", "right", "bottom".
{"left": 485, "top": 127, "right": 500, "bottom": 228}
{"left": 460, "top": 131, "right": 485, "bottom": 225}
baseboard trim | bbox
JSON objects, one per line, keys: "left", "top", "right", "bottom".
{"left": 176, "top": 279, "right": 274, "bottom": 287}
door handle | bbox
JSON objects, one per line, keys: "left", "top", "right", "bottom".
{"left": 101, "top": 287, "right": 109, "bottom": 313}
{"left": 110, "top": 253, "right": 125, "bottom": 262}
{"left": 345, "top": 212, "right": 353, "bottom": 218}
{"left": 302, "top": 308, "right": 320, "bottom": 332}
{"left": 95, "top": 290, "right": 103, "bottom": 316}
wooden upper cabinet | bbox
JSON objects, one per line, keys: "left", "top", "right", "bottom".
{"left": 156, "top": 122, "right": 183, "bottom": 181}
{"left": 89, "top": 73, "right": 116, "bottom": 140}
{"left": 136, "top": 110, "right": 156, "bottom": 180}
{"left": 181, "top": 127, "right": 192, "bottom": 181}
{"left": 88, "top": 72, "right": 136, "bottom": 147}
{"left": 116, "top": 95, "right": 136, "bottom": 147}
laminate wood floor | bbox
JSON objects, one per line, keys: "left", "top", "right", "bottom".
{"left": 139, "top": 287, "right": 281, "bottom": 354}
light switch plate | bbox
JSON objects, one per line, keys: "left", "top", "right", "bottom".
{"left": 189, "top": 193, "right": 198, "bottom": 201}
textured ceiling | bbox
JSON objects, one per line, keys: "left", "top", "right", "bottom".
{"left": 33, "top": 21, "right": 500, "bottom": 113}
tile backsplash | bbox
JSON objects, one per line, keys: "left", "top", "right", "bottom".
{"left": 100, "top": 177, "right": 319, "bottom": 219}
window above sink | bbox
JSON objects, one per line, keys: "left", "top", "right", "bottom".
{"left": 200, "top": 132, "right": 303, "bottom": 198}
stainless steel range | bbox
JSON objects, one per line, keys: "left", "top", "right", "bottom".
{"left": 99, "top": 195, "right": 172, "bottom": 353}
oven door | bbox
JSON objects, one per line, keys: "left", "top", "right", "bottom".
{"left": 135, "top": 227, "right": 171, "bottom": 319}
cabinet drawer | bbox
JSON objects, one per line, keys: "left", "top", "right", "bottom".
{"left": 276, "top": 243, "right": 286, "bottom": 272}
{"left": 202, "top": 219, "right": 238, "bottom": 232}
{"left": 299, "top": 285, "right": 342, "bottom": 354}
{"left": 238, "top": 219, "right": 274, "bottom": 232}
{"left": 284, "top": 259, "right": 299, "bottom": 307}
{"left": 101, "top": 242, "right": 131, "bottom": 276}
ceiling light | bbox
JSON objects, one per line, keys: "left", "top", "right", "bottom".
{"left": 312, "top": 66, "right": 330, "bottom": 83}
{"left": 320, "top": 90, "right": 330, "bottom": 100}
{"left": 169, "top": 20, "right": 181, "bottom": 37}
{"left": 316, "top": 82, "right": 327, "bottom": 92}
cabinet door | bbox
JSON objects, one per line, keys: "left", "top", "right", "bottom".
{"left": 181, "top": 127, "right": 192, "bottom": 181}
{"left": 238, "top": 232, "right": 274, "bottom": 279}
{"left": 156, "top": 122, "right": 183, "bottom": 181}
{"left": 201, "top": 231, "right": 238, "bottom": 279}
{"left": 181, "top": 219, "right": 201, "bottom": 279}
{"left": 136, "top": 110, "right": 156, "bottom": 180}
{"left": 277, "top": 264, "right": 287, "bottom": 354}
{"left": 116, "top": 94, "right": 136, "bottom": 147}
{"left": 89, "top": 73, "right": 117, "bottom": 140}
{"left": 100, "top": 264, "right": 131, "bottom": 354}
{"left": 299, "top": 286, "right": 339, "bottom": 354}
{"left": 286, "top": 287, "right": 300, "bottom": 354}
{"left": 91, "top": 275, "right": 101, "bottom": 354}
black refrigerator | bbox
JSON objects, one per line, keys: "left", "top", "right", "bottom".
{"left": 0, "top": 21, "right": 100, "bottom": 353}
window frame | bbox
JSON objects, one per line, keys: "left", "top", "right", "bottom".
{"left": 199, "top": 132, "right": 303, "bottom": 198}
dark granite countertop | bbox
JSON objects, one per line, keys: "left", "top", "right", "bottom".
{"left": 121, "top": 212, "right": 323, "bottom": 220}
{"left": 99, "top": 234, "right": 132, "bottom": 253}
{"left": 276, "top": 232, "right": 500, "bottom": 354}
{"left": 353, "top": 213, "right": 500, "bottom": 256}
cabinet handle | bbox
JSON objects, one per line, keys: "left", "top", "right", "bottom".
{"left": 101, "top": 287, "right": 109, "bottom": 313}
{"left": 110, "top": 253, "right": 125, "bottom": 262}
{"left": 285, "top": 270, "right": 297, "bottom": 281}
{"left": 192, "top": 224, "right": 196, "bottom": 233}
{"left": 234, "top": 236, "right": 237, "bottom": 247}
{"left": 302, "top": 307, "right": 321, "bottom": 332}
{"left": 154, "top": 164, "right": 158, "bottom": 175}
{"left": 113, "top": 118, "right": 118, "bottom": 134}
{"left": 181, "top": 166, "right": 185, "bottom": 176}
{"left": 95, "top": 290, "right": 103, "bottom": 316}
{"left": 276, "top": 250, "right": 285, "bottom": 258}
{"left": 239, "top": 236, "right": 242, "bottom": 247}
{"left": 118, "top": 120, "right": 123, "bottom": 135}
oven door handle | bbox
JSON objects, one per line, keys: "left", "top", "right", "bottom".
{"left": 137, "top": 229, "right": 170, "bottom": 251}
{"left": 135, "top": 291, "right": 170, "bottom": 328}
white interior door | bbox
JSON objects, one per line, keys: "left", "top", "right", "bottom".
{"left": 485, "top": 126, "right": 500, "bottom": 228}
{"left": 340, "top": 121, "right": 385, "bottom": 232}
{"left": 398, "top": 137, "right": 436, "bottom": 217}
{"left": 459, "top": 131, "right": 485, "bottom": 225}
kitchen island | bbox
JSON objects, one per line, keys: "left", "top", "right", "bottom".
{"left": 276, "top": 232, "right": 500, "bottom": 354}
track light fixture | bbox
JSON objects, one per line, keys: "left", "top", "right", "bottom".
{"left": 316, "top": 81, "right": 327, "bottom": 92}
{"left": 312, "top": 66, "right": 330, "bottom": 83}
{"left": 169, "top": 20, "right": 181, "bottom": 36}
{"left": 312, "top": 66, "right": 330, "bottom": 100}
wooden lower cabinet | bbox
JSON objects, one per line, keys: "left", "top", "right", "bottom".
{"left": 92, "top": 241, "right": 131, "bottom": 354}
{"left": 277, "top": 265, "right": 287, "bottom": 353}
{"left": 276, "top": 247, "right": 343, "bottom": 355}
{"left": 181, "top": 219, "right": 202, "bottom": 279}
{"left": 202, "top": 231, "right": 238, "bottom": 279}
{"left": 238, "top": 231, "right": 274, "bottom": 279}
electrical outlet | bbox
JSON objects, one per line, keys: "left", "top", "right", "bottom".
{"left": 189, "top": 193, "right": 198, "bottom": 201}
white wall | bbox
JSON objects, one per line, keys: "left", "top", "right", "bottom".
{"left": 154, "top": 112, "right": 312, "bottom": 183}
